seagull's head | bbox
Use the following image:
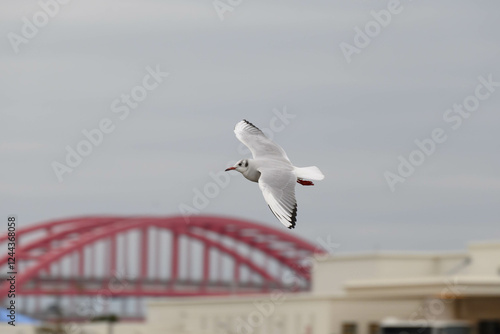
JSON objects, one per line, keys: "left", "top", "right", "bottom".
{"left": 225, "top": 159, "right": 249, "bottom": 173}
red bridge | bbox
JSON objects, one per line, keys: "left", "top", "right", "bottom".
{"left": 0, "top": 215, "right": 325, "bottom": 321}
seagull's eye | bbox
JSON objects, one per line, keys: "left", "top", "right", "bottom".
{"left": 238, "top": 163, "right": 242, "bottom": 166}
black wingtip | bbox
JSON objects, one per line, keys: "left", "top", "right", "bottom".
{"left": 288, "top": 204, "right": 298, "bottom": 229}
{"left": 238, "top": 119, "right": 265, "bottom": 136}
{"left": 242, "top": 119, "right": 254, "bottom": 127}
{"left": 242, "top": 119, "right": 259, "bottom": 129}
{"left": 268, "top": 204, "right": 297, "bottom": 230}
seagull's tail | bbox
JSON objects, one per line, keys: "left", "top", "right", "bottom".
{"left": 293, "top": 166, "right": 325, "bottom": 181}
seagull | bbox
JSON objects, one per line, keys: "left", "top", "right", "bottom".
{"left": 225, "top": 120, "right": 324, "bottom": 229}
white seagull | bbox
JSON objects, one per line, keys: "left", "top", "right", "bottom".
{"left": 225, "top": 120, "right": 324, "bottom": 229}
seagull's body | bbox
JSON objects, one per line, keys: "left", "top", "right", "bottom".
{"left": 225, "top": 120, "right": 324, "bottom": 229}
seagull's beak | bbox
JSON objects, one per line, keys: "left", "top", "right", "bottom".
{"left": 225, "top": 167, "right": 236, "bottom": 171}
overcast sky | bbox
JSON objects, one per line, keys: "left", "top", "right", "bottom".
{"left": 1, "top": 0, "right": 499, "bottom": 253}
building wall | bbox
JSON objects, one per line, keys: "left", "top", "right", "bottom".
{"left": 147, "top": 294, "right": 332, "bottom": 334}
{"left": 328, "top": 297, "right": 456, "bottom": 334}
{"left": 143, "top": 295, "right": 461, "bottom": 334}
{"left": 312, "top": 253, "right": 468, "bottom": 295}
{"left": 313, "top": 258, "right": 378, "bottom": 294}
{"left": 458, "top": 297, "right": 500, "bottom": 322}
{"left": 0, "top": 323, "right": 150, "bottom": 334}
{"left": 467, "top": 242, "right": 500, "bottom": 276}
{"left": 0, "top": 324, "right": 37, "bottom": 334}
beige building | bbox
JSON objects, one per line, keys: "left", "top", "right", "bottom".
{"left": 2, "top": 240, "right": 499, "bottom": 334}
{"left": 143, "top": 240, "right": 500, "bottom": 334}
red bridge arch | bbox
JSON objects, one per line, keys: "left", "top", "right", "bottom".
{"left": 0, "top": 215, "right": 325, "bottom": 311}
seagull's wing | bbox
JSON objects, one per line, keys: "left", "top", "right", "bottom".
{"left": 234, "top": 120, "right": 290, "bottom": 161}
{"left": 258, "top": 167, "right": 297, "bottom": 229}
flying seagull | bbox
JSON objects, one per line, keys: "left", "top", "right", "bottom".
{"left": 225, "top": 120, "right": 324, "bottom": 229}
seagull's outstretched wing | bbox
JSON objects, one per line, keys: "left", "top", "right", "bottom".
{"left": 258, "top": 167, "right": 297, "bottom": 229}
{"left": 234, "top": 120, "right": 290, "bottom": 161}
